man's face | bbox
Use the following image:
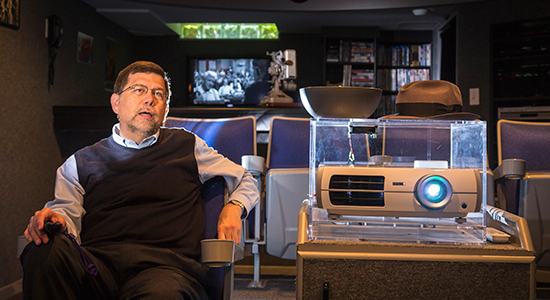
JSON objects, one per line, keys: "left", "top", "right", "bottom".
{"left": 204, "top": 75, "right": 216, "bottom": 90}
{"left": 110, "top": 72, "right": 168, "bottom": 144}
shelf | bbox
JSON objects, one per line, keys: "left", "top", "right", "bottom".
{"left": 493, "top": 96, "right": 550, "bottom": 103}
{"left": 490, "top": 17, "right": 550, "bottom": 169}
{"left": 491, "top": 17, "right": 550, "bottom": 41}
{"left": 377, "top": 68, "right": 431, "bottom": 92}
{"left": 325, "top": 61, "right": 375, "bottom": 66}
{"left": 324, "top": 37, "right": 375, "bottom": 87}
{"left": 492, "top": 18, "right": 550, "bottom": 102}
{"left": 376, "top": 43, "right": 431, "bottom": 68}
{"left": 492, "top": 53, "right": 550, "bottom": 62}
{"left": 322, "top": 30, "right": 432, "bottom": 118}
{"left": 492, "top": 19, "right": 550, "bottom": 102}
{"left": 377, "top": 66, "right": 431, "bottom": 69}
{"left": 492, "top": 33, "right": 550, "bottom": 43}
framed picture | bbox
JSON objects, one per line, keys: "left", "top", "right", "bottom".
{"left": 0, "top": 0, "right": 20, "bottom": 29}
{"left": 77, "top": 32, "right": 94, "bottom": 65}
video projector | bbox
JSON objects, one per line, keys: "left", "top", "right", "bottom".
{"left": 316, "top": 165, "right": 482, "bottom": 218}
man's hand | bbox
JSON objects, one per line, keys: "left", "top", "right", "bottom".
{"left": 217, "top": 203, "right": 243, "bottom": 244}
{"left": 24, "top": 208, "right": 66, "bottom": 245}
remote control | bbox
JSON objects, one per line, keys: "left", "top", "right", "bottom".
{"left": 45, "top": 221, "right": 63, "bottom": 234}
{"left": 486, "top": 227, "right": 510, "bottom": 244}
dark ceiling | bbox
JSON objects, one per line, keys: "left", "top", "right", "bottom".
{"left": 80, "top": 0, "right": 483, "bottom": 36}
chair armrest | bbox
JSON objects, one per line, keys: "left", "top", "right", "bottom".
{"left": 241, "top": 155, "right": 265, "bottom": 175}
{"left": 297, "top": 200, "right": 310, "bottom": 245}
{"left": 486, "top": 205, "right": 534, "bottom": 251}
{"left": 494, "top": 159, "right": 526, "bottom": 181}
{"left": 200, "top": 239, "right": 244, "bottom": 267}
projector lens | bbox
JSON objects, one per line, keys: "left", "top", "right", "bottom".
{"left": 416, "top": 175, "right": 452, "bottom": 209}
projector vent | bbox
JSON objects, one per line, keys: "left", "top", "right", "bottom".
{"left": 329, "top": 175, "right": 384, "bottom": 190}
{"left": 328, "top": 175, "right": 384, "bottom": 206}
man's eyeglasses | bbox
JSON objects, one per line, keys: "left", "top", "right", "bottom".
{"left": 118, "top": 84, "right": 168, "bottom": 102}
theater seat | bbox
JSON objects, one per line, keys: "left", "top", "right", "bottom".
{"left": 494, "top": 119, "right": 550, "bottom": 273}
{"left": 17, "top": 176, "right": 244, "bottom": 300}
{"left": 164, "top": 115, "right": 265, "bottom": 289}
{"left": 265, "top": 117, "right": 310, "bottom": 260}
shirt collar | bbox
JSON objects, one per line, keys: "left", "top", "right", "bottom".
{"left": 112, "top": 123, "right": 159, "bottom": 149}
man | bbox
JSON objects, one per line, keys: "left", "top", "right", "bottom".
{"left": 21, "top": 61, "right": 259, "bottom": 299}
{"left": 218, "top": 78, "right": 234, "bottom": 99}
{"left": 196, "top": 70, "right": 221, "bottom": 103}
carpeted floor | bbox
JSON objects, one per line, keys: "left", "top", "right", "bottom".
{"left": 232, "top": 274, "right": 296, "bottom": 300}
{"left": 232, "top": 275, "right": 550, "bottom": 300}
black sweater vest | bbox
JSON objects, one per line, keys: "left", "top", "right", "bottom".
{"left": 74, "top": 128, "right": 205, "bottom": 260}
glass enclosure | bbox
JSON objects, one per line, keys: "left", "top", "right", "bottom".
{"left": 308, "top": 118, "right": 487, "bottom": 245}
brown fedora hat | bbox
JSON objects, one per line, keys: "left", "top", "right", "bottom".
{"left": 381, "top": 80, "right": 480, "bottom": 120}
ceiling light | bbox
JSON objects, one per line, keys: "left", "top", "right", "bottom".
{"left": 168, "top": 23, "right": 279, "bottom": 40}
{"left": 412, "top": 8, "right": 428, "bottom": 16}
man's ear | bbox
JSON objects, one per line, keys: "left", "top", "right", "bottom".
{"left": 110, "top": 93, "right": 120, "bottom": 115}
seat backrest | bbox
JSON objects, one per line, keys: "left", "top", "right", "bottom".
{"left": 264, "top": 117, "right": 309, "bottom": 262}
{"left": 266, "top": 116, "right": 310, "bottom": 169}
{"left": 165, "top": 115, "right": 258, "bottom": 242}
{"left": 498, "top": 120, "right": 550, "bottom": 268}
{"left": 497, "top": 119, "right": 550, "bottom": 214}
{"left": 498, "top": 119, "right": 550, "bottom": 172}
{"left": 165, "top": 116, "right": 257, "bottom": 164}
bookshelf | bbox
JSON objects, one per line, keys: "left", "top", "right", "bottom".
{"left": 321, "top": 29, "right": 432, "bottom": 118}
{"left": 376, "top": 44, "right": 431, "bottom": 91}
{"left": 489, "top": 17, "right": 550, "bottom": 169}
{"left": 374, "top": 31, "right": 433, "bottom": 117}
{"left": 324, "top": 38, "right": 376, "bottom": 87}
{"left": 375, "top": 44, "right": 431, "bottom": 116}
{"left": 491, "top": 17, "right": 550, "bottom": 104}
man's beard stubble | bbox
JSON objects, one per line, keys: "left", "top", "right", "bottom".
{"left": 127, "top": 114, "right": 162, "bottom": 138}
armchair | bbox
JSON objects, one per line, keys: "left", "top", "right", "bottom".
{"left": 18, "top": 116, "right": 260, "bottom": 299}
{"left": 164, "top": 116, "right": 265, "bottom": 289}
{"left": 264, "top": 117, "right": 310, "bottom": 261}
{"left": 18, "top": 176, "right": 244, "bottom": 300}
{"left": 494, "top": 119, "right": 550, "bottom": 273}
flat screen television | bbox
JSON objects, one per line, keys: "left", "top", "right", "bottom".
{"left": 189, "top": 58, "right": 271, "bottom": 106}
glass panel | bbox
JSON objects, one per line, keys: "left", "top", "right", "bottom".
{"left": 175, "top": 23, "right": 279, "bottom": 40}
{"left": 240, "top": 24, "right": 260, "bottom": 39}
{"left": 203, "top": 23, "right": 222, "bottom": 39}
{"left": 260, "top": 23, "right": 279, "bottom": 39}
{"left": 182, "top": 24, "right": 202, "bottom": 39}
{"left": 223, "top": 23, "right": 240, "bottom": 39}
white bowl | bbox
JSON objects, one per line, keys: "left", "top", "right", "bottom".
{"left": 300, "top": 86, "right": 382, "bottom": 118}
